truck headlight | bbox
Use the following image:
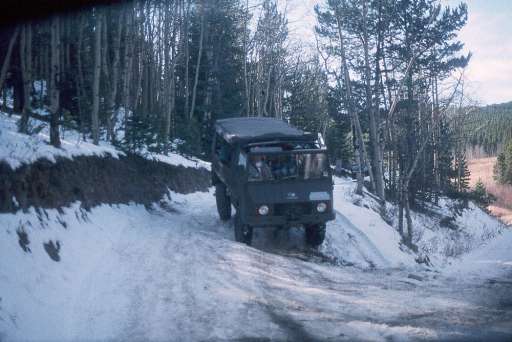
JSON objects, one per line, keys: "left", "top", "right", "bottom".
{"left": 316, "top": 202, "right": 327, "bottom": 213}
{"left": 258, "top": 205, "right": 269, "bottom": 216}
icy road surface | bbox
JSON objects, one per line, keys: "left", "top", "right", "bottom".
{"left": 1, "top": 188, "right": 512, "bottom": 341}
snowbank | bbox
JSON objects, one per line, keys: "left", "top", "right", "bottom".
{"left": 0, "top": 111, "right": 210, "bottom": 171}
{"left": 444, "top": 227, "right": 512, "bottom": 279}
{"left": 0, "top": 112, "right": 121, "bottom": 170}
{"left": 321, "top": 177, "right": 417, "bottom": 269}
{"left": 322, "top": 177, "right": 508, "bottom": 271}
{"left": 145, "top": 151, "right": 210, "bottom": 170}
{"left": 411, "top": 197, "right": 506, "bottom": 266}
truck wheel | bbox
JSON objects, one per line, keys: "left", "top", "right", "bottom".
{"left": 215, "top": 183, "right": 231, "bottom": 221}
{"left": 234, "top": 212, "right": 253, "bottom": 245}
{"left": 305, "top": 224, "right": 326, "bottom": 247}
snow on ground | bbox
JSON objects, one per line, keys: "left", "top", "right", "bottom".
{"left": 0, "top": 110, "right": 209, "bottom": 170}
{"left": 445, "top": 226, "right": 512, "bottom": 280}
{"left": 409, "top": 197, "right": 507, "bottom": 267}
{"left": 0, "top": 111, "right": 121, "bottom": 170}
{"left": 144, "top": 151, "right": 211, "bottom": 170}
{"left": 1, "top": 186, "right": 511, "bottom": 341}
{"left": 329, "top": 175, "right": 508, "bottom": 269}
{"left": 321, "top": 178, "right": 416, "bottom": 269}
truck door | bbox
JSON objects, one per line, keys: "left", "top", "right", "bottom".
{"left": 230, "top": 148, "right": 247, "bottom": 205}
{"left": 213, "top": 134, "right": 233, "bottom": 186}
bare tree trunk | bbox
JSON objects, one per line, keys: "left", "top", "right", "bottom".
{"left": 91, "top": 10, "right": 103, "bottom": 145}
{"left": 64, "top": 19, "right": 71, "bottom": 72}
{"left": 123, "top": 8, "right": 134, "bottom": 126}
{"left": 162, "top": 2, "right": 172, "bottom": 146}
{"left": 0, "top": 26, "right": 20, "bottom": 96}
{"left": 75, "top": 14, "right": 86, "bottom": 139}
{"left": 334, "top": 10, "right": 365, "bottom": 195}
{"left": 432, "top": 74, "right": 440, "bottom": 202}
{"left": 189, "top": 1, "right": 205, "bottom": 122}
{"left": 361, "top": 0, "right": 383, "bottom": 199}
{"left": 101, "top": 12, "right": 110, "bottom": 112}
{"left": 243, "top": 0, "right": 250, "bottom": 116}
{"left": 106, "top": 10, "right": 123, "bottom": 143}
{"left": 256, "top": 61, "right": 263, "bottom": 117}
{"left": 49, "top": 16, "right": 61, "bottom": 148}
{"left": 364, "top": 0, "right": 386, "bottom": 203}
{"left": 140, "top": 57, "right": 147, "bottom": 116}
{"left": 263, "top": 65, "right": 272, "bottom": 117}
{"left": 19, "top": 22, "right": 32, "bottom": 133}
{"left": 162, "top": 0, "right": 179, "bottom": 148}
{"left": 133, "top": 12, "right": 144, "bottom": 112}
{"left": 398, "top": 177, "right": 404, "bottom": 237}
{"left": 183, "top": 0, "right": 191, "bottom": 121}
{"left": 45, "top": 40, "right": 50, "bottom": 89}
{"left": 403, "top": 183, "right": 414, "bottom": 247}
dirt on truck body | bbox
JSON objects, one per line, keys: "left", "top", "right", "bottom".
{"left": 211, "top": 117, "right": 335, "bottom": 246}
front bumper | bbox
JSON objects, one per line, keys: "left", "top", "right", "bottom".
{"left": 244, "top": 211, "right": 335, "bottom": 227}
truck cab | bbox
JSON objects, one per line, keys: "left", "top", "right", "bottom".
{"left": 211, "top": 117, "right": 335, "bottom": 246}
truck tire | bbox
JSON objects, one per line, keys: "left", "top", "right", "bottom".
{"left": 215, "top": 183, "right": 231, "bottom": 221}
{"left": 305, "top": 224, "right": 326, "bottom": 247}
{"left": 234, "top": 212, "right": 253, "bottom": 245}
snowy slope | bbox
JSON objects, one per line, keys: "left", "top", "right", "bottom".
{"left": 330, "top": 174, "right": 508, "bottom": 268}
{"left": 322, "top": 178, "right": 416, "bottom": 269}
{"left": 326, "top": 177, "right": 509, "bottom": 271}
{"left": 0, "top": 111, "right": 209, "bottom": 170}
{"left": 410, "top": 197, "right": 507, "bottom": 266}
{"left": 0, "top": 111, "right": 121, "bottom": 170}
{"left": 445, "top": 227, "right": 512, "bottom": 280}
{"left": 144, "top": 150, "right": 210, "bottom": 170}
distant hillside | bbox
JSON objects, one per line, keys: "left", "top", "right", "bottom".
{"left": 465, "top": 101, "right": 512, "bottom": 157}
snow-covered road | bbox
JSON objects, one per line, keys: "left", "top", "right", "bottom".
{"left": 1, "top": 188, "right": 512, "bottom": 341}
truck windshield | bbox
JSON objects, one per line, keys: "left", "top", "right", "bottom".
{"left": 247, "top": 153, "right": 328, "bottom": 181}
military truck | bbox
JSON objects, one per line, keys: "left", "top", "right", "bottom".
{"left": 211, "top": 117, "right": 335, "bottom": 246}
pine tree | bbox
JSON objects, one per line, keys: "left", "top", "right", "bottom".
{"left": 472, "top": 179, "right": 488, "bottom": 204}
{"left": 494, "top": 152, "right": 507, "bottom": 183}
{"left": 454, "top": 151, "right": 470, "bottom": 193}
{"left": 474, "top": 179, "right": 486, "bottom": 196}
{"left": 438, "top": 118, "right": 455, "bottom": 193}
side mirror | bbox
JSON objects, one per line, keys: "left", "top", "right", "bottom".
{"left": 237, "top": 152, "right": 247, "bottom": 170}
{"left": 219, "top": 154, "right": 229, "bottom": 164}
{"left": 219, "top": 147, "right": 230, "bottom": 164}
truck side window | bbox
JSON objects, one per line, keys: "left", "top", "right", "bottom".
{"left": 238, "top": 152, "right": 247, "bottom": 167}
{"left": 214, "top": 134, "right": 221, "bottom": 155}
{"left": 215, "top": 135, "right": 231, "bottom": 164}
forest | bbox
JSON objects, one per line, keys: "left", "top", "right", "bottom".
{"left": 0, "top": 0, "right": 475, "bottom": 247}
{"left": 494, "top": 140, "right": 512, "bottom": 185}
{"left": 464, "top": 101, "right": 512, "bottom": 156}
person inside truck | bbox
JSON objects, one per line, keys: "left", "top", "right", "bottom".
{"left": 248, "top": 155, "right": 273, "bottom": 180}
{"left": 270, "top": 154, "right": 298, "bottom": 179}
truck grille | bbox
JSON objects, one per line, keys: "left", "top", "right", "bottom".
{"left": 274, "top": 202, "right": 312, "bottom": 218}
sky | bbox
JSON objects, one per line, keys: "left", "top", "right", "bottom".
{"left": 281, "top": 0, "right": 512, "bottom": 105}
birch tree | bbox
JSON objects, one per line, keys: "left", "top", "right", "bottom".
{"left": 19, "top": 22, "right": 32, "bottom": 133}
{"left": 91, "top": 10, "right": 103, "bottom": 145}
{"left": 49, "top": 16, "right": 61, "bottom": 148}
